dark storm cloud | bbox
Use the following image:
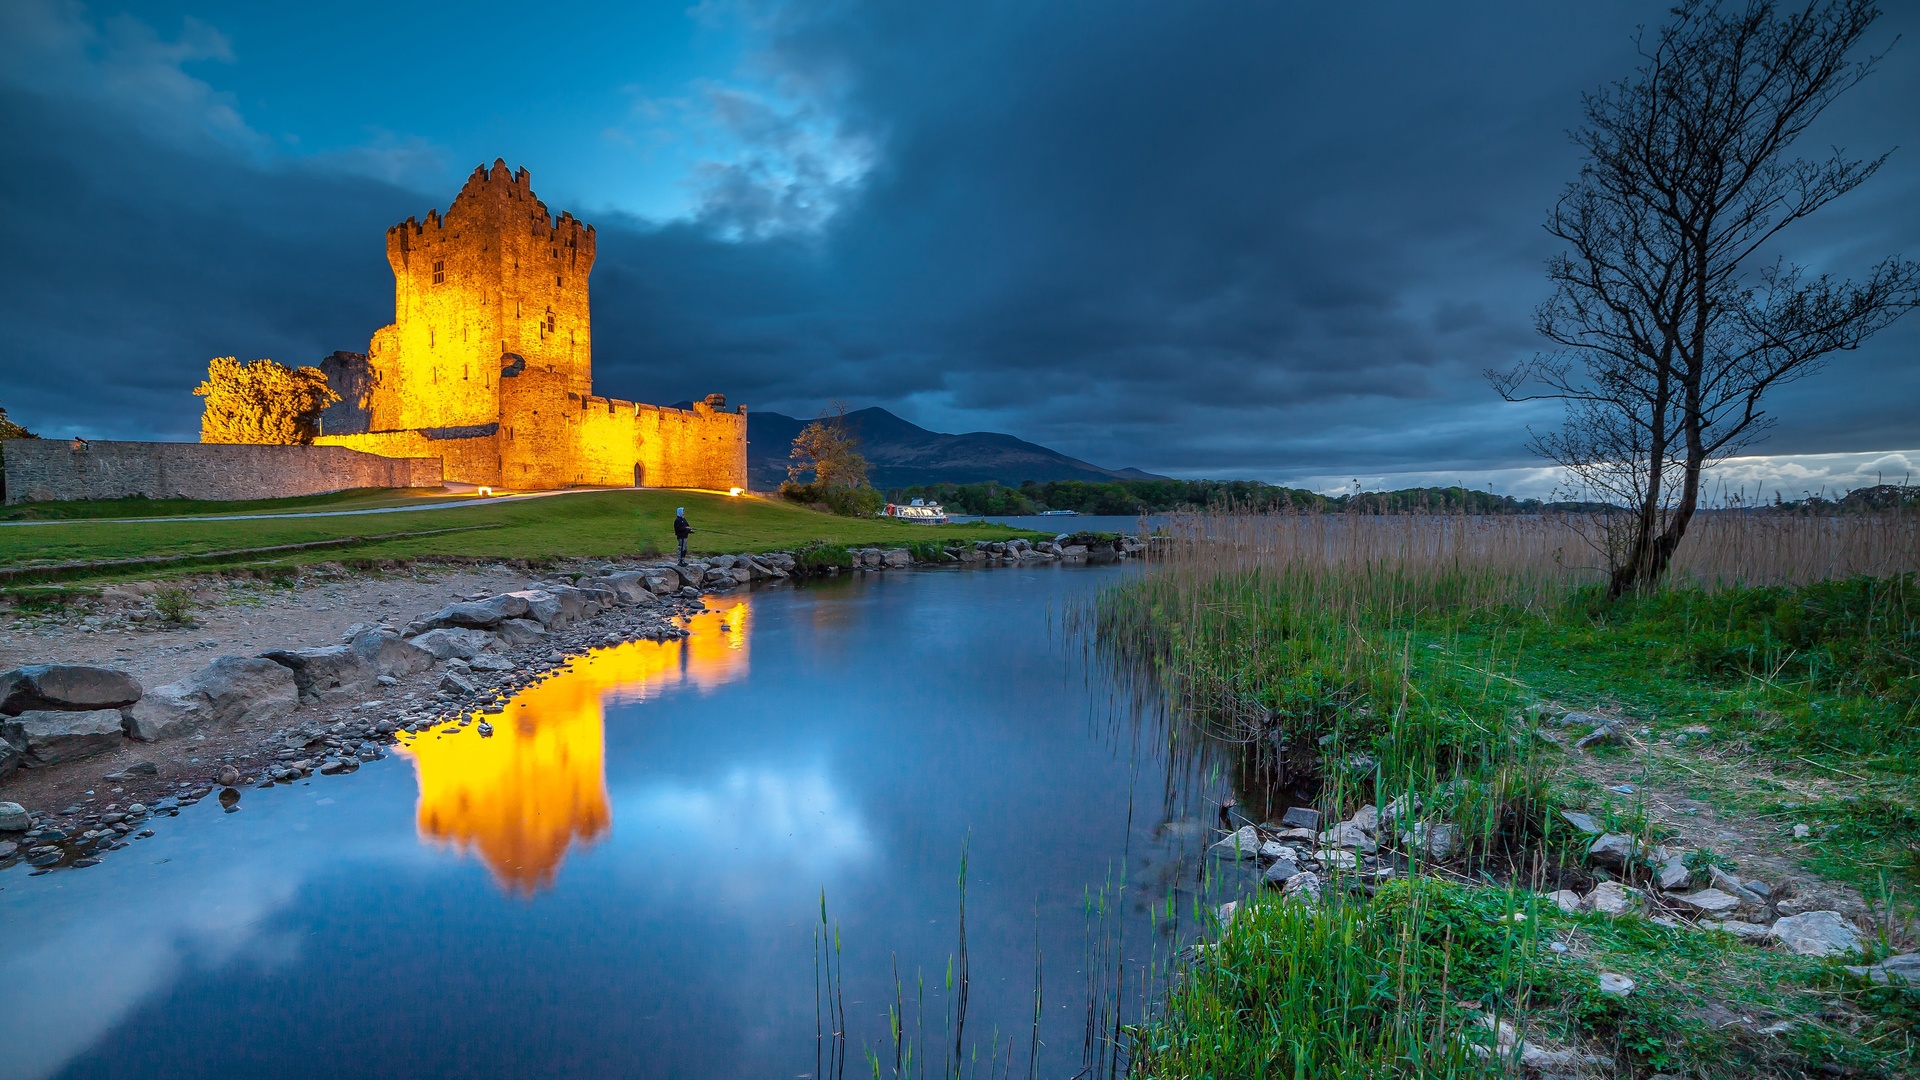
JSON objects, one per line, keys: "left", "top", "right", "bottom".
{"left": 2, "top": 0, "right": 1915, "bottom": 481}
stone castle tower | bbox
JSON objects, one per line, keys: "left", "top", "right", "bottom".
{"left": 316, "top": 160, "right": 745, "bottom": 491}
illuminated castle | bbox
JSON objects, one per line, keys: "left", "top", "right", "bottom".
{"left": 314, "top": 160, "right": 747, "bottom": 491}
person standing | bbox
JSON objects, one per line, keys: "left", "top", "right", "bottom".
{"left": 673, "top": 507, "right": 693, "bottom": 565}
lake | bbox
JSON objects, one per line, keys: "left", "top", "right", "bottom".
{"left": 0, "top": 563, "right": 1252, "bottom": 1079}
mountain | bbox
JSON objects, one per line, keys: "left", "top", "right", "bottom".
{"left": 727, "top": 406, "right": 1164, "bottom": 490}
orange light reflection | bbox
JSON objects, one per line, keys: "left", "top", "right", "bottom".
{"left": 396, "top": 600, "right": 752, "bottom": 894}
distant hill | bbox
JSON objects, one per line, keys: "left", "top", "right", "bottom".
{"left": 724, "top": 406, "right": 1164, "bottom": 490}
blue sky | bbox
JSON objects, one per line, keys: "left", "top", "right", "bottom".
{"left": 1, "top": 0, "right": 1915, "bottom": 497}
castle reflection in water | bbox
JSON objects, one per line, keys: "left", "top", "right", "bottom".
{"left": 395, "top": 600, "right": 752, "bottom": 893}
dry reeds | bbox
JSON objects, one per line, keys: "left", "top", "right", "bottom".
{"left": 1147, "top": 507, "right": 1919, "bottom": 594}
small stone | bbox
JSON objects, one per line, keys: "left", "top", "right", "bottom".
{"left": 72, "top": 857, "right": 101, "bottom": 868}
{"left": 1587, "top": 832, "right": 1638, "bottom": 869}
{"left": 1281, "top": 871, "right": 1322, "bottom": 906}
{"left": 1792, "top": 824, "right": 1811, "bottom": 839}
{"left": 1574, "top": 726, "right": 1621, "bottom": 750}
{"left": 1559, "top": 810, "right": 1599, "bottom": 834}
{"left": 1706, "top": 920, "right": 1771, "bottom": 940}
{"left": 319, "top": 760, "right": 347, "bottom": 775}
{"left": 1588, "top": 881, "right": 1635, "bottom": 917}
{"left": 1209, "top": 825, "right": 1262, "bottom": 860}
{"left": 1656, "top": 855, "right": 1691, "bottom": 892}
{"left": 1769, "top": 911, "right": 1862, "bottom": 957}
{"left": 1263, "top": 858, "right": 1301, "bottom": 886}
{"left": 1214, "top": 900, "right": 1240, "bottom": 926}
{"left": 1546, "top": 889, "right": 1585, "bottom": 915}
{"left": 1279, "top": 806, "right": 1321, "bottom": 831}
{"left": 1668, "top": 888, "right": 1741, "bottom": 917}
{"left": 0, "top": 801, "right": 30, "bottom": 832}
{"left": 0, "top": 841, "right": 15, "bottom": 858}
{"left": 1844, "top": 953, "right": 1920, "bottom": 989}
{"left": 217, "top": 765, "right": 240, "bottom": 787}
{"left": 1257, "top": 839, "right": 1294, "bottom": 861}
{"left": 1313, "top": 849, "right": 1358, "bottom": 870}
{"left": 1756, "top": 1021, "right": 1794, "bottom": 1036}
{"left": 1318, "top": 821, "right": 1378, "bottom": 853}
{"left": 1348, "top": 805, "right": 1379, "bottom": 833}
{"left": 1607, "top": 783, "right": 1635, "bottom": 794}
{"left": 1597, "top": 972, "right": 1635, "bottom": 997}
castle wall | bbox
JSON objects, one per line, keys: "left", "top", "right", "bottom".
{"left": 315, "top": 430, "right": 502, "bottom": 488}
{"left": 2, "top": 441, "right": 442, "bottom": 506}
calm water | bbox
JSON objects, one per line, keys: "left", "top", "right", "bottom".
{"left": 947, "top": 515, "right": 1162, "bottom": 534}
{"left": 0, "top": 564, "right": 1243, "bottom": 1080}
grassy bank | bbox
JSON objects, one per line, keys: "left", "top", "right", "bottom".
{"left": 1094, "top": 510, "right": 1919, "bottom": 1077}
{"left": 0, "top": 489, "right": 1039, "bottom": 586}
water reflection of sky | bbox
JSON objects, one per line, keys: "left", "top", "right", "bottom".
{"left": 0, "top": 567, "right": 1225, "bottom": 1080}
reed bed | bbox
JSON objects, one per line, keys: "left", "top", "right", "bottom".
{"left": 1151, "top": 507, "right": 1920, "bottom": 593}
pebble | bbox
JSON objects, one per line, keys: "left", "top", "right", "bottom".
{"left": 1598, "top": 972, "right": 1635, "bottom": 997}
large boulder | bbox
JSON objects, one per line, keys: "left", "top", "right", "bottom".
{"left": 0, "top": 738, "right": 20, "bottom": 779}
{"left": 0, "top": 801, "right": 29, "bottom": 831}
{"left": 350, "top": 629, "right": 434, "bottom": 678}
{"left": 0, "top": 665, "right": 142, "bottom": 715}
{"left": 1, "top": 709, "right": 126, "bottom": 765}
{"left": 502, "top": 590, "right": 566, "bottom": 628}
{"left": 589, "top": 572, "right": 655, "bottom": 604}
{"left": 1770, "top": 911, "right": 1862, "bottom": 957}
{"left": 494, "top": 618, "right": 550, "bottom": 645}
{"left": 261, "top": 644, "right": 378, "bottom": 704}
{"left": 405, "top": 593, "right": 534, "bottom": 635}
{"left": 407, "top": 628, "right": 502, "bottom": 662}
{"left": 124, "top": 656, "right": 297, "bottom": 742}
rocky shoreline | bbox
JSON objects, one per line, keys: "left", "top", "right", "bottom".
{"left": 0, "top": 534, "right": 1148, "bottom": 877}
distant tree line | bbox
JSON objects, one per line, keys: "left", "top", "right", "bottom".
{"left": 884, "top": 479, "right": 1599, "bottom": 516}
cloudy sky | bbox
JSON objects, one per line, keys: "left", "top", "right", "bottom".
{"left": 1, "top": 0, "right": 1914, "bottom": 497}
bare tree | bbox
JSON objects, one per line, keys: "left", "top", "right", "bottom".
{"left": 1492, "top": 0, "right": 1918, "bottom": 596}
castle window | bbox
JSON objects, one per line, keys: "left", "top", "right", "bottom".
{"left": 556, "top": 276, "right": 562, "bottom": 287}
{"left": 546, "top": 311, "right": 556, "bottom": 333}
{"left": 432, "top": 260, "right": 445, "bottom": 284}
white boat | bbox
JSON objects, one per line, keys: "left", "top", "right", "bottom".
{"left": 1039, "top": 509, "right": 1079, "bottom": 516}
{"left": 884, "top": 498, "right": 948, "bottom": 524}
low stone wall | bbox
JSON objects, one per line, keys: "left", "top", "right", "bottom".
{"left": 1, "top": 440, "right": 443, "bottom": 505}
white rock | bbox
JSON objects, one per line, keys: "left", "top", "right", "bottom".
{"left": 1546, "top": 889, "right": 1585, "bottom": 915}
{"left": 1559, "top": 810, "right": 1600, "bottom": 834}
{"left": 1704, "top": 920, "right": 1771, "bottom": 940}
{"left": 1282, "top": 871, "right": 1322, "bottom": 906}
{"left": 1209, "top": 825, "right": 1262, "bottom": 860}
{"left": 1318, "top": 821, "right": 1378, "bottom": 853}
{"left": 1792, "top": 824, "right": 1811, "bottom": 839}
{"left": 1656, "top": 855, "right": 1691, "bottom": 892}
{"left": 1598, "top": 972, "right": 1635, "bottom": 997}
{"left": 1588, "top": 881, "right": 1636, "bottom": 917}
{"left": 1257, "top": 839, "right": 1295, "bottom": 861}
{"left": 1667, "top": 888, "right": 1741, "bottom": 917}
{"left": 1313, "top": 849, "right": 1359, "bottom": 870}
{"left": 1769, "top": 911, "right": 1862, "bottom": 957}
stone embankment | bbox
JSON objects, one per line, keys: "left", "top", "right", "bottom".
{"left": 0, "top": 535, "right": 1150, "bottom": 875}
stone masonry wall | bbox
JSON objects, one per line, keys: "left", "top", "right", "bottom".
{"left": 1, "top": 441, "right": 443, "bottom": 505}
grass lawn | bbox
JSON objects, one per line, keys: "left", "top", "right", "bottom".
{"left": 0, "top": 489, "right": 1040, "bottom": 584}
{"left": 0, "top": 487, "right": 451, "bottom": 521}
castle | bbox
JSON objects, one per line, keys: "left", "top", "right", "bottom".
{"left": 313, "top": 160, "right": 746, "bottom": 491}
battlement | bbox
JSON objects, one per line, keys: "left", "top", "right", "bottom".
{"left": 388, "top": 160, "right": 595, "bottom": 253}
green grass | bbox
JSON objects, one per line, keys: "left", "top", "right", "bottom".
{"left": 0, "top": 487, "right": 447, "bottom": 521}
{"left": 0, "top": 489, "right": 1040, "bottom": 584}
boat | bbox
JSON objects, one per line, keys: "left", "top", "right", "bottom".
{"left": 1039, "top": 509, "right": 1080, "bottom": 516}
{"left": 883, "top": 498, "right": 949, "bottom": 524}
